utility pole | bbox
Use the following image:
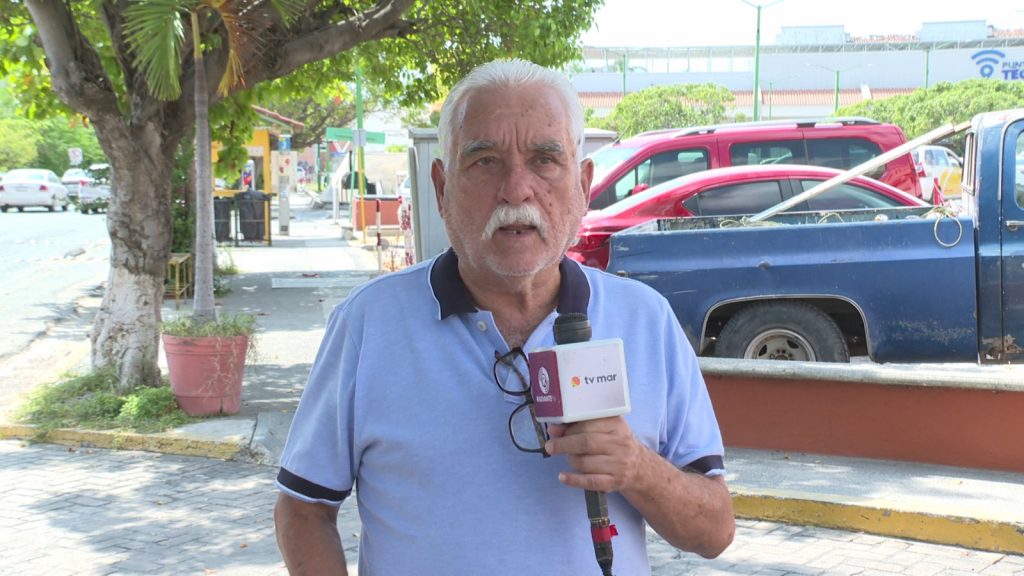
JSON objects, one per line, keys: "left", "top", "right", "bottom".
{"left": 743, "top": 0, "right": 783, "bottom": 121}
{"left": 356, "top": 66, "right": 366, "bottom": 235}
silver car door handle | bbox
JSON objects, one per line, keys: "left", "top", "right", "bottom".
{"left": 1006, "top": 220, "right": 1024, "bottom": 231}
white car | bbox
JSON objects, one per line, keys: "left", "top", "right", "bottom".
{"left": 78, "top": 163, "right": 112, "bottom": 214}
{"left": 911, "top": 145, "right": 962, "bottom": 203}
{"left": 0, "top": 169, "right": 70, "bottom": 212}
{"left": 61, "top": 167, "right": 93, "bottom": 202}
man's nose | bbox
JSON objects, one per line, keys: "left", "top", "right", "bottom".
{"left": 498, "top": 160, "right": 536, "bottom": 204}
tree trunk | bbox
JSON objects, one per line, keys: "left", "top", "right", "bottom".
{"left": 192, "top": 11, "right": 216, "bottom": 324}
{"left": 88, "top": 120, "right": 178, "bottom": 392}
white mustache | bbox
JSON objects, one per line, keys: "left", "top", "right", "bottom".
{"left": 481, "top": 204, "right": 547, "bottom": 240}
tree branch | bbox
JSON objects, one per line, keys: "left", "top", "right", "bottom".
{"left": 25, "top": 0, "right": 121, "bottom": 120}
{"left": 256, "top": 0, "right": 415, "bottom": 84}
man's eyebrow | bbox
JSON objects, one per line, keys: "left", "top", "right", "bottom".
{"left": 532, "top": 141, "right": 566, "bottom": 155}
{"left": 460, "top": 139, "right": 497, "bottom": 157}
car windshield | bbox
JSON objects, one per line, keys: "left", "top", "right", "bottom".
{"left": 588, "top": 145, "right": 640, "bottom": 185}
{"left": 7, "top": 169, "right": 47, "bottom": 181}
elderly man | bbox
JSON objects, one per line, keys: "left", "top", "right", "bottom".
{"left": 274, "top": 59, "right": 734, "bottom": 575}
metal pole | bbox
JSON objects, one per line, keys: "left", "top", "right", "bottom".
{"left": 356, "top": 66, "right": 367, "bottom": 240}
{"left": 924, "top": 47, "right": 931, "bottom": 89}
{"left": 752, "top": 5, "right": 762, "bottom": 121}
{"left": 833, "top": 69, "right": 840, "bottom": 115}
{"left": 622, "top": 50, "right": 627, "bottom": 97}
{"left": 749, "top": 121, "right": 969, "bottom": 223}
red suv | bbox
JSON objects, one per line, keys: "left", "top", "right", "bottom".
{"left": 586, "top": 118, "right": 921, "bottom": 209}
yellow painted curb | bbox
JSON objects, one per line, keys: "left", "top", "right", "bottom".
{"left": 0, "top": 424, "right": 246, "bottom": 461}
{"left": 733, "top": 492, "right": 1024, "bottom": 554}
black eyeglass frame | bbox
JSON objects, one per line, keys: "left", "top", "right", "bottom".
{"left": 493, "top": 348, "right": 550, "bottom": 457}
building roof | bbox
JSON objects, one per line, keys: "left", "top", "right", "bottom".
{"left": 578, "top": 87, "right": 917, "bottom": 112}
{"left": 251, "top": 105, "right": 304, "bottom": 132}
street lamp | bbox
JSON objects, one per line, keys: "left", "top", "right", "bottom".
{"left": 810, "top": 64, "right": 865, "bottom": 115}
{"left": 742, "top": 0, "right": 783, "bottom": 121}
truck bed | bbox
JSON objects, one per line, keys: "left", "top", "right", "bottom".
{"left": 607, "top": 207, "right": 980, "bottom": 363}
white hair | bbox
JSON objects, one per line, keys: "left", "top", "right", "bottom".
{"left": 437, "top": 59, "right": 585, "bottom": 167}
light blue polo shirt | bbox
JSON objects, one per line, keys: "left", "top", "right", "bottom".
{"left": 277, "top": 249, "right": 725, "bottom": 576}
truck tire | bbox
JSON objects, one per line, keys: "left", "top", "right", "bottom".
{"left": 714, "top": 301, "right": 850, "bottom": 362}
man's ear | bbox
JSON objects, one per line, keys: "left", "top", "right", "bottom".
{"left": 579, "top": 157, "right": 595, "bottom": 206}
{"left": 431, "top": 159, "right": 447, "bottom": 218}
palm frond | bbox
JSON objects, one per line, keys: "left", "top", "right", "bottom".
{"left": 123, "top": 0, "right": 194, "bottom": 101}
{"left": 269, "top": 0, "right": 305, "bottom": 24}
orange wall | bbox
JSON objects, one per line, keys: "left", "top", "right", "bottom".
{"left": 705, "top": 374, "right": 1024, "bottom": 473}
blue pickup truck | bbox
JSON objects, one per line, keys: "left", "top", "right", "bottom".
{"left": 606, "top": 109, "right": 1024, "bottom": 364}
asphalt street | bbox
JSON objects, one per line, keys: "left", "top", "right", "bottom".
{"left": 2, "top": 440, "right": 1023, "bottom": 576}
{"left": 0, "top": 208, "right": 109, "bottom": 360}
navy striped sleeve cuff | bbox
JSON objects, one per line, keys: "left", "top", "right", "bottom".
{"left": 277, "top": 467, "right": 352, "bottom": 504}
{"left": 681, "top": 455, "right": 725, "bottom": 476}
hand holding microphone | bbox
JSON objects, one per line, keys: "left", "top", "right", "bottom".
{"left": 528, "top": 313, "right": 631, "bottom": 576}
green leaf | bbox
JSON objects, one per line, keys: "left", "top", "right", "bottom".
{"left": 123, "top": 0, "right": 192, "bottom": 100}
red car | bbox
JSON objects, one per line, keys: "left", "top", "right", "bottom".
{"left": 569, "top": 164, "right": 929, "bottom": 270}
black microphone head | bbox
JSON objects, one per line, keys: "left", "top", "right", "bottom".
{"left": 553, "top": 312, "right": 592, "bottom": 344}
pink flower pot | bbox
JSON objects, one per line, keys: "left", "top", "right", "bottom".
{"left": 162, "top": 334, "right": 248, "bottom": 416}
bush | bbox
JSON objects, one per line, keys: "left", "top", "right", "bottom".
{"left": 14, "top": 369, "right": 196, "bottom": 433}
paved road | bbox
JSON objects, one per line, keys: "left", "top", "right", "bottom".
{"left": 0, "top": 208, "right": 109, "bottom": 360}
{"left": 2, "top": 441, "right": 1021, "bottom": 576}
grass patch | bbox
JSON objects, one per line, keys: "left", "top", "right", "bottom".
{"left": 13, "top": 369, "right": 198, "bottom": 434}
{"left": 214, "top": 250, "right": 239, "bottom": 296}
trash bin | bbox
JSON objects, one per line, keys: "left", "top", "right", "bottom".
{"left": 235, "top": 190, "right": 269, "bottom": 241}
{"left": 214, "top": 197, "right": 233, "bottom": 242}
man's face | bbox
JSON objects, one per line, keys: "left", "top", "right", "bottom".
{"left": 433, "top": 83, "right": 593, "bottom": 281}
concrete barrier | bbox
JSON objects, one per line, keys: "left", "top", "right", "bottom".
{"left": 699, "top": 357, "right": 1024, "bottom": 473}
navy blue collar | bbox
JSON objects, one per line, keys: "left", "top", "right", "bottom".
{"left": 430, "top": 248, "right": 590, "bottom": 319}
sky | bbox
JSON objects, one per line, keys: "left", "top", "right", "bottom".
{"left": 582, "top": 0, "right": 1024, "bottom": 47}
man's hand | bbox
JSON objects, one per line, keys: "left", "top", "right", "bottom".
{"left": 544, "top": 416, "right": 642, "bottom": 492}
{"left": 544, "top": 416, "right": 735, "bottom": 559}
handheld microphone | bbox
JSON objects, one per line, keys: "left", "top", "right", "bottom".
{"left": 553, "top": 312, "right": 616, "bottom": 576}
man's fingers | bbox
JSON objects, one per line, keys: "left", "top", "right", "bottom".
{"left": 558, "top": 471, "right": 616, "bottom": 492}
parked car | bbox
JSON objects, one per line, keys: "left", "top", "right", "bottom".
{"left": 0, "top": 169, "right": 70, "bottom": 212}
{"left": 61, "top": 167, "right": 93, "bottom": 202}
{"left": 569, "top": 164, "right": 929, "bottom": 270}
{"left": 77, "top": 163, "right": 111, "bottom": 214}
{"left": 911, "top": 144, "right": 963, "bottom": 203}
{"left": 586, "top": 117, "right": 922, "bottom": 210}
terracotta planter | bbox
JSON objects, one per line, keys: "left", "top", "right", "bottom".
{"left": 162, "top": 334, "right": 249, "bottom": 416}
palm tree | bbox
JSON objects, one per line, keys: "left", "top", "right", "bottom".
{"left": 124, "top": 0, "right": 299, "bottom": 324}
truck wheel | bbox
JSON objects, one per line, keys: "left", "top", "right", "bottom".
{"left": 715, "top": 301, "right": 849, "bottom": 362}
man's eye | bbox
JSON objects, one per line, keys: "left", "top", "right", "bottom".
{"left": 475, "top": 157, "right": 496, "bottom": 167}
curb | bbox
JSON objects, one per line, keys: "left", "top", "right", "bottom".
{"left": 732, "top": 489, "right": 1024, "bottom": 555}
{"left": 0, "top": 424, "right": 254, "bottom": 463}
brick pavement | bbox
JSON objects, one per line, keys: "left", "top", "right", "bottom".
{"left": 2, "top": 440, "right": 1022, "bottom": 576}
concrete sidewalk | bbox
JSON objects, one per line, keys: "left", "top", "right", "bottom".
{"left": 1, "top": 199, "right": 1022, "bottom": 557}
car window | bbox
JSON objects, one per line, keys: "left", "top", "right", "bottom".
{"left": 685, "top": 180, "right": 785, "bottom": 216}
{"left": 1016, "top": 135, "right": 1024, "bottom": 209}
{"left": 730, "top": 141, "right": 805, "bottom": 166}
{"left": 799, "top": 180, "right": 906, "bottom": 211}
{"left": 610, "top": 159, "right": 651, "bottom": 204}
{"left": 649, "top": 149, "right": 709, "bottom": 185}
{"left": 925, "top": 148, "right": 949, "bottom": 168}
{"left": 806, "top": 138, "right": 883, "bottom": 170}
{"left": 588, "top": 145, "right": 640, "bottom": 185}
